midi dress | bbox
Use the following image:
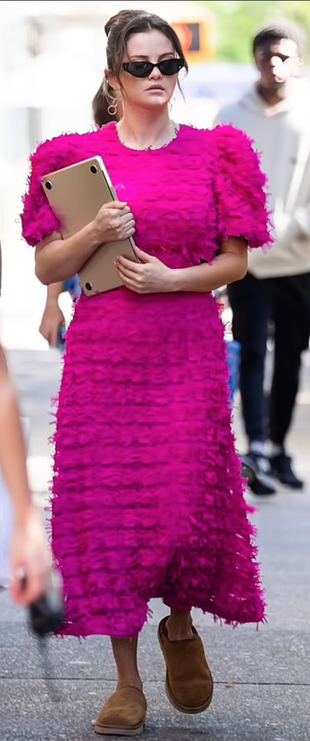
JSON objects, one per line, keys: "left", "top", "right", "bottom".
{"left": 22, "top": 122, "right": 271, "bottom": 638}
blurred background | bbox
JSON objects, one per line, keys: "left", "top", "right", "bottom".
{"left": 0, "top": 0, "right": 310, "bottom": 352}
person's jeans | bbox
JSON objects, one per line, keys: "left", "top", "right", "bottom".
{"left": 226, "top": 339, "right": 241, "bottom": 402}
{"left": 228, "top": 271, "right": 310, "bottom": 446}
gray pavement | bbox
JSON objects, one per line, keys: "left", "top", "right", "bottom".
{"left": 1, "top": 348, "right": 310, "bottom": 741}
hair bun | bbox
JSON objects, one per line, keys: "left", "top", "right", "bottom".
{"left": 105, "top": 9, "right": 147, "bottom": 37}
{"left": 104, "top": 13, "right": 118, "bottom": 37}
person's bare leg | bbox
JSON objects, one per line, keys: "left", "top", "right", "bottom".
{"left": 165, "top": 609, "right": 194, "bottom": 640}
{"left": 95, "top": 638, "right": 146, "bottom": 733}
{"left": 111, "top": 637, "right": 143, "bottom": 691}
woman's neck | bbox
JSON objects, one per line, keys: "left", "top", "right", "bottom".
{"left": 117, "top": 105, "right": 173, "bottom": 149}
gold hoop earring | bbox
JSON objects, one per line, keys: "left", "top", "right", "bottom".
{"left": 108, "top": 99, "right": 117, "bottom": 116}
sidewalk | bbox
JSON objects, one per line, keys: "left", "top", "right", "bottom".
{"left": 1, "top": 349, "right": 310, "bottom": 740}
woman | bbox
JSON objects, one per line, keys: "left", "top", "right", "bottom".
{"left": 21, "top": 9, "right": 271, "bottom": 736}
{"left": 39, "top": 82, "right": 122, "bottom": 349}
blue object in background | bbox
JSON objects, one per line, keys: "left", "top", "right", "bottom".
{"left": 63, "top": 275, "right": 81, "bottom": 299}
{"left": 57, "top": 277, "right": 81, "bottom": 351}
{"left": 225, "top": 339, "right": 241, "bottom": 402}
{"left": 57, "top": 323, "right": 66, "bottom": 352}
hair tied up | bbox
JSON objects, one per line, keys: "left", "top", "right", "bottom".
{"left": 104, "top": 10, "right": 146, "bottom": 38}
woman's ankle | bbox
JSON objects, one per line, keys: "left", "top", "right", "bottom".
{"left": 117, "top": 676, "right": 143, "bottom": 692}
{"left": 166, "top": 611, "right": 194, "bottom": 641}
{"left": 111, "top": 636, "right": 142, "bottom": 693}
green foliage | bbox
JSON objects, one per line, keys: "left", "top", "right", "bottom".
{"left": 194, "top": 1, "right": 310, "bottom": 62}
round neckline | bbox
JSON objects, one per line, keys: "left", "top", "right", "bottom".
{"left": 111, "top": 120, "right": 183, "bottom": 153}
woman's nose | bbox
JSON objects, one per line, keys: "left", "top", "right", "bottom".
{"left": 149, "top": 65, "right": 162, "bottom": 79}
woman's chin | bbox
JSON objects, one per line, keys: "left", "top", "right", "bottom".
{"left": 138, "top": 97, "right": 170, "bottom": 112}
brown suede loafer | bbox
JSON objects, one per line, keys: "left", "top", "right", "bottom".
{"left": 94, "top": 687, "right": 147, "bottom": 736}
{"left": 158, "top": 616, "right": 213, "bottom": 714}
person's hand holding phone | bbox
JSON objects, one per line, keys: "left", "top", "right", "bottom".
{"left": 93, "top": 201, "right": 135, "bottom": 243}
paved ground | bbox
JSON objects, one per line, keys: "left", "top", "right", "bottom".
{"left": 0, "top": 347, "right": 309, "bottom": 740}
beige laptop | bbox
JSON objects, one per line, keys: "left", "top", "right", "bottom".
{"left": 41, "top": 156, "right": 138, "bottom": 296}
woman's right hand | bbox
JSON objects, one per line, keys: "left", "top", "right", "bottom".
{"left": 93, "top": 201, "right": 135, "bottom": 244}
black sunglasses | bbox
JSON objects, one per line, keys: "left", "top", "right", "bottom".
{"left": 122, "top": 58, "right": 184, "bottom": 78}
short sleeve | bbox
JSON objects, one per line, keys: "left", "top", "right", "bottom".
{"left": 212, "top": 125, "right": 273, "bottom": 250}
{"left": 21, "top": 134, "right": 80, "bottom": 247}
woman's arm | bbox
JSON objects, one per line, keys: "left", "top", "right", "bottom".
{"left": 171, "top": 238, "right": 248, "bottom": 292}
{"left": 0, "top": 344, "right": 50, "bottom": 604}
{"left": 115, "top": 238, "right": 248, "bottom": 294}
{"left": 35, "top": 201, "right": 135, "bottom": 285}
{"left": 0, "top": 345, "right": 32, "bottom": 521}
{"left": 35, "top": 224, "right": 102, "bottom": 285}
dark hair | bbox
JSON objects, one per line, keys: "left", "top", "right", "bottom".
{"left": 92, "top": 82, "right": 119, "bottom": 127}
{"left": 104, "top": 9, "right": 188, "bottom": 82}
{"left": 253, "top": 20, "right": 307, "bottom": 58}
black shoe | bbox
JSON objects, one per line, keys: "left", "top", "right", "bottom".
{"left": 241, "top": 451, "right": 276, "bottom": 495}
{"left": 270, "top": 452, "right": 304, "bottom": 490}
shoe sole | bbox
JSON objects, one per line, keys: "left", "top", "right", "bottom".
{"left": 273, "top": 476, "right": 304, "bottom": 490}
{"left": 94, "top": 723, "right": 144, "bottom": 736}
{"left": 158, "top": 621, "right": 214, "bottom": 715}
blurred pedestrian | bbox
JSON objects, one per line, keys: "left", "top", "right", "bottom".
{"left": 39, "top": 83, "right": 122, "bottom": 349}
{"left": 0, "top": 243, "right": 50, "bottom": 603}
{"left": 22, "top": 9, "right": 271, "bottom": 735}
{"left": 216, "top": 21, "right": 310, "bottom": 494}
{"left": 39, "top": 280, "right": 67, "bottom": 349}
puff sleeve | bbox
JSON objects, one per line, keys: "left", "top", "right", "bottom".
{"left": 21, "top": 133, "right": 81, "bottom": 247}
{"left": 212, "top": 125, "right": 273, "bottom": 250}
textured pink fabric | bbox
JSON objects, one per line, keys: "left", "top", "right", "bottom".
{"left": 22, "top": 123, "right": 272, "bottom": 637}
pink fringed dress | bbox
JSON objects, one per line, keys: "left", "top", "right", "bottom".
{"left": 22, "top": 122, "right": 271, "bottom": 637}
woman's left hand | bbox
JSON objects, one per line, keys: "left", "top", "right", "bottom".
{"left": 115, "top": 247, "right": 174, "bottom": 294}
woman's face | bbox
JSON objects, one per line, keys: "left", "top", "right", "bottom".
{"left": 115, "top": 29, "right": 180, "bottom": 111}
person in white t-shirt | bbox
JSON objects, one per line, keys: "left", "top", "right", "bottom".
{"left": 215, "top": 21, "right": 310, "bottom": 495}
